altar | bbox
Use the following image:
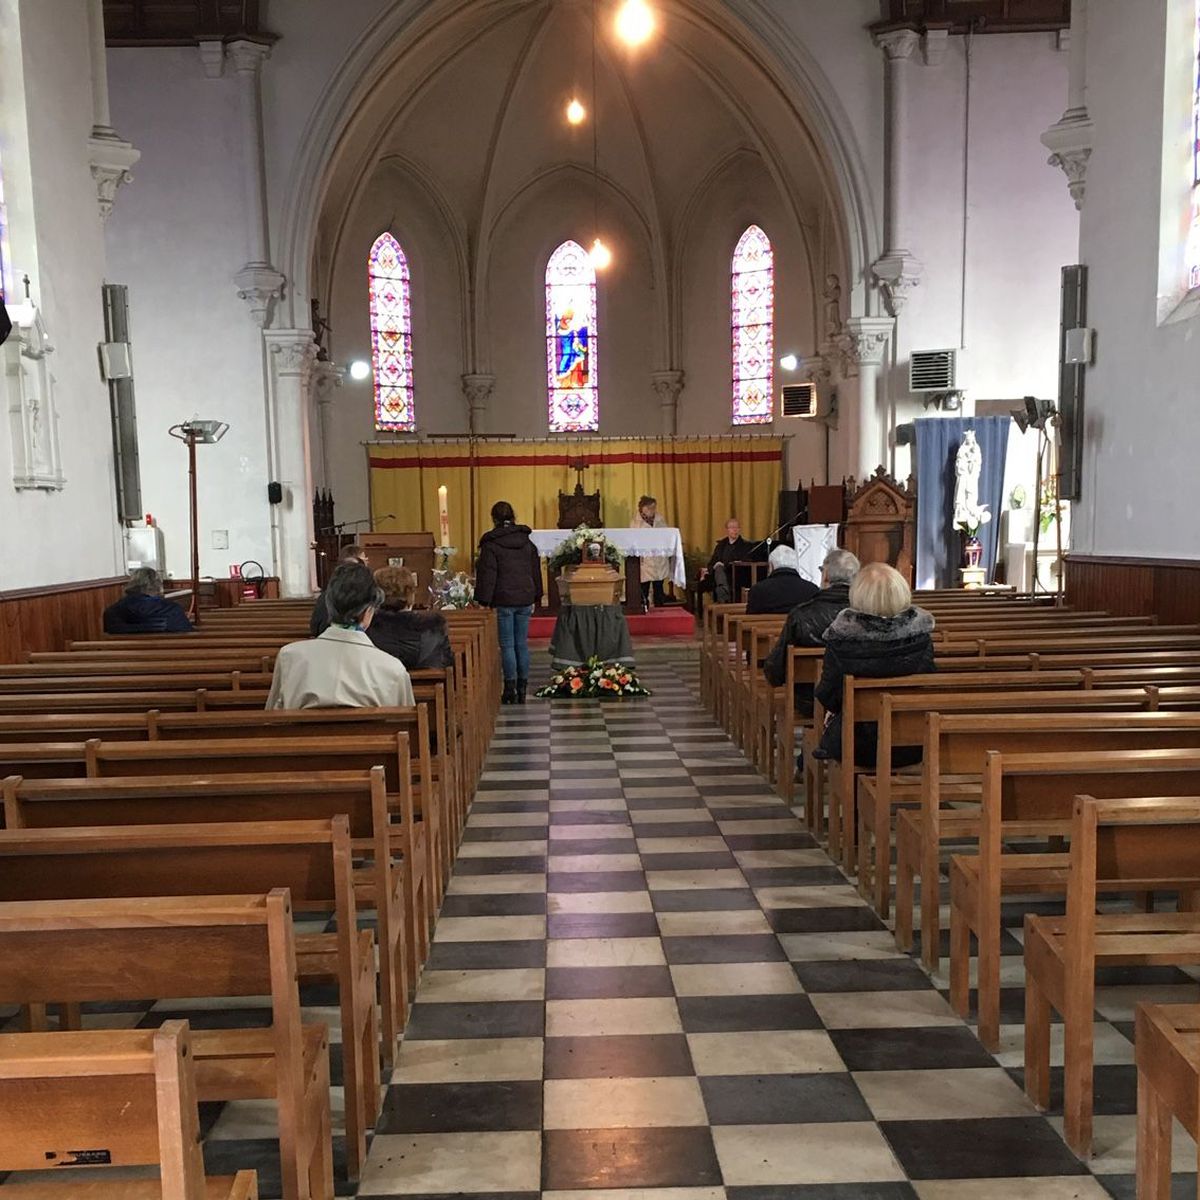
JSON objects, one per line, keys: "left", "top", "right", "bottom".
{"left": 529, "top": 527, "right": 687, "bottom": 587}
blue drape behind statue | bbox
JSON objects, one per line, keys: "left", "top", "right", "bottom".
{"left": 914, "top": 416, "right": 1011, "bottom": 589}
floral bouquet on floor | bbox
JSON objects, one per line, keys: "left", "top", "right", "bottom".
{"left": 430, "top": 569, "right": 475, "bottom": 609}
{"left": 536, "top": 656, "right": 652, "bottom": 699}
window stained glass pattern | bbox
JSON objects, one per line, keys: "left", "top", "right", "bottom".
{"left": 731, "top": 224, "right": 775, "bottom": 425}
{"left": 546, "top": 240, "right": 599, "bottom": 432}
{"left": 369, "top": 232, "right": 415, "bottom": 432}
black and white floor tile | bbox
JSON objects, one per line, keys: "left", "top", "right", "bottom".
{"left": 5, "top": 647, "right": 1193, "bottom": 1197}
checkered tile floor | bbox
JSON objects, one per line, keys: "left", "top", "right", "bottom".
{"left": 6, "top": 649, "right": 1195, "bottom": 1197}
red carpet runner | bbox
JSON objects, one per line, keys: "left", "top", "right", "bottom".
{"left": 529, "top": 607, "right": 696, "bottom": 639}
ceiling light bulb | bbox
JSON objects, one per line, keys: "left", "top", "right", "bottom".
{"left": 589, "top": 238, "right": 613, "bottom": 270}
{"left": 615, "top": 0, "right": 655, "bottom": 47}
{"left": 566, "top": 98, "right": 586, "bottom": 125}
{"left": 780, "top": 354, "right": 799, "bottom": 372}
{"left": 349, "top": 360, "right": 371, "bottom": 381}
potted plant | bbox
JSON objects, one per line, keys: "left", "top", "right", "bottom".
{"left": 954, "top": 503, "right": 992, "bottom": 569}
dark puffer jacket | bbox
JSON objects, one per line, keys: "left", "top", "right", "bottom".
{"left": 746, "top": 569, "right": 819, "bottom": 616}
{"left": 367, "top": 607, "right": 454, "bottom": 670}
{"left": 102, "top": 593, "right": 194, "bottom": 635}
{"left": 475, "top": 523, "right": 543, "bottom": 609}
{"left": 814, "top": 605, "right": 936, "bottom": 764}
{"left": 762, "top": 582, "right": 851, "bottom": 687}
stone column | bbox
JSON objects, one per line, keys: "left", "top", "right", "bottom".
{"left": 1041, "top": 0, "right": 1093, "bottom": 210}
{"left": 311, "top": 360, "right": 345, "bottom": 490}
{"left": 651, "top": 370, "right": 685, "bottom": 436}
{"left": 230, "top": 39, "right": 284, "bottom": 325}
{"left": 872, "top": 28, "right": 922, "bottom": 315}
{"left": 462, "top": 373, "right": 496, "bottom": 436}
{"left": 263, "top": 330, "right": 319, "bottom": 596}
{"left": 839, "top": 316, "right": 894, "bottom": 479}
{"left": 85, "top": 0, "right": 140, "bottom": 222}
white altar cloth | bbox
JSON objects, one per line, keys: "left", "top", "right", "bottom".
{"left": 791, "top": 524, "right": 840, "bottom": 584}
{"left": 530, "top": 527, "right": 687, "bottom": 588}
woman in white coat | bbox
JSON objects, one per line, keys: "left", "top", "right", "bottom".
{"left": 631, "top": 495, "right": 670, "bottom": 611}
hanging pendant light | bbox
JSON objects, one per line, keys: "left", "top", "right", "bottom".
{"left": 589, "top": 238, "right": 613, "bottom": 271}
{"left": 615, "top": 0, "right": 655, "bottom": 47}
{"left": 566, "top": 97, "right": 587, "bottom": 125}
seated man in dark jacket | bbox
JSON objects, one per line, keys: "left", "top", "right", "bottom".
{"left": 103, "top": 567, "right": 193, "bottom": 634}
{"left": 310, "top": 543, "right": 368, "bottom": 637}
{"left": 367, "top": 566, "right": 454, "bottom": 670}
{"left": 763, "top": 548, "right": 860, "bottom": 713}
{"left": 746, "top": 545, "right": 818, "bottom": 614}
{"left": 814, "top": 562, "right": 935, "bottom": 767}
{"left": 699, "top": 518, "right": 756, "bottom": 603}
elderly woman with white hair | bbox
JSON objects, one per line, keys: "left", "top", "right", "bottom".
{"left": 745, "top": 544, "right": 818, "bottom": 615}
{"left": 813, "top": 561, "right": 935, "bottom": 765}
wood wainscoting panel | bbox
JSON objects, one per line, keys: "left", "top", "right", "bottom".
{"left": 0, "top": 577, "right": 127, "bottom": 664}
{"left": 1064, "top": 555, "right": 1200, "bottom": 625}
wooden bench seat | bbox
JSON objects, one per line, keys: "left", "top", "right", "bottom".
{"left": 0, "top": 1020, "right": 258, "bottom": 1200}
{"left": 1135, "top": 1002, "right": 1200, "bottom": 1197}
{"left": 1021, "top": 795, "right": 1200, "bottom": 1157}
{"left": 0, "top": 890, "right": 332, "bottom": 1200}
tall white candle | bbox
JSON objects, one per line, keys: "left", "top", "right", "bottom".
{"left": 437, "top": 485, "right": 450, "bottom": 548}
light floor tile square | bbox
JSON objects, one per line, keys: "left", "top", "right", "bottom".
{"left": 543, "top": 1076, "right": 708, "bottom": 1129}
{"left": 359, "top": 1131, "right": 542, "bottom": 1195}
{"left": 854, "top": 1068, "right": 1037, "bottom": 1120}
{"left": 548, "top": 891, "right": 655, "bottom": 914}
{"left": 392, "top": 1037, "right": 544, "bottom": 1083}
{"left": 547, "top": 938, "right": 667, "bottom": 968}
{"left": 812, "top": 990, "right": 962, "bottom": 1029}
{"left": 433, "top": 915, "right": 547, "bottom": 942}
{"left": 546, "top": 996, "right": 684, "bottom": 1037}
{"left": 415, "top": 968, "right": 546, "bottom": 1004}
{"left": 779, "top": 931, "right": 904, "bottom": 961}
{"left": 687, "top": 1029, "right": 843, "bottom": 1075}
{"left": 446, "top": 874, "right": 548, "bottom": 895}
{"left": 655, "top": 909, "right": 773, "bottom": 936}
{"left": 712, "top": 1122, "right": 906, "bottom": 1185}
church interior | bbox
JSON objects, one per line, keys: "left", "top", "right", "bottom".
{"left": 1, "top": 0, "right": 1200, "bottom": 1196}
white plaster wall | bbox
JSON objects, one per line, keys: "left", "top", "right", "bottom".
{"left": 105, "top": 48, "right": 275, "bottom": 579}
{"left": 0, "top": 0, "right": 123, "bottom": 590}
{"left": 1072, "top": 0, "right": 1200, "bottom": 558}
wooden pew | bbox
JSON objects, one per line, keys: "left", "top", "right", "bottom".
{"left": 946, "top": 747, "right": 1200, "bottom": 1051}
{"left": 1134, "top": 1002, "right": 1200, "bottom": 1197}
{"left": 2, "top": 769, "right": 413, "bottom": 1063}
{"left": 0, "top": 1021, "right": 258, "bottom": 1199}
{"left": 1022, "top": 794, "right": 1200, "bottom": 1157}
{"left": 0, "top": 890, "right": 333, "bottom": 1200}
{"left": 0, "top": 817, "right": 378, "bottom": 1180}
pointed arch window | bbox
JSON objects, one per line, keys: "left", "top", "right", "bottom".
{"left": 731, "top": 224, "right": 775, "bottom": 425}
{"left": 369, "top": 232, "right": 415, "bottom": 432}
{"left": 546, "top": 240, "right": 599, "bottom": 432}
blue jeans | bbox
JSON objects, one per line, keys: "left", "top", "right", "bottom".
{"left": 497, "top": 604, "right": 533, "bottom": 681}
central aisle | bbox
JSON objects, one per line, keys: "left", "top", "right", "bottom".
{"left": 357, "top": 654, "right": 1110, "bottom": 1198}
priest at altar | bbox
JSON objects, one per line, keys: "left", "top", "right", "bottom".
{"left": 631, "top": 495, "right": 671, "bottom": 611}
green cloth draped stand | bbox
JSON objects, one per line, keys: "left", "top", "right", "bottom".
{"left": 549, "top": 603, "right": 635, "bottom": 668}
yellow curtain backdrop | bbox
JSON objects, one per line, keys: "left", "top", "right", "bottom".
{"left": 367, "top": 436, "right": 784, "bottom": 574}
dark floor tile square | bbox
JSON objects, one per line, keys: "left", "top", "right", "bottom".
{"left": 651, "top": 888, "right": 762, "bottom": 912}
{"left": 1098, "top": 1176, "right": 1199, "bottom": 1200}
{"left": 663, "top": 933, "right": 787, "bottom": 964}
{"left": 549, "top": 810, "right": 632, "bottom": 826}
{"left": 881, "top": 1117, "right": 1089, "bottom": 1179}
{"left": 375, "top": 1080, "right": 543, "bottom": 1132}
{"left": 701, "top": 1072, "right": 872, "bottom": 1125}
{"left": 547, "top": 870, "right": 647, "bottom": 893}
{"left": 726, "top": 1186, "right": 918, "bottom": 1199}
{"left": 640, "top": 851, "right": 738, "bottom": 871}
{"left": 544, "top": 1033, "right": 695, "bottom": 1078}
{"left": 548, "top": 839, "right": 639, "bottom": 857}
{"left": 545, "top": 965, "right": 676, "bottom": 1000}
{"left": 630, "top": 821, "right": 722, "bottom": 839}
{"left": 1004, "top": 1063, "right": 1137, "bottom": 1115}
{"left": 453, "top": 855, "right": 547, "bottom": 875}
{"left": 404, "top": 1000, "right": 545, "bottom": 1041}
{"left": 556, "top": 769, "right": 622, "bottom": 781}
{"left": 708, "top": 805, "right": 799, "bottom": 822}
{"left": 461, "top": 826, "right": 550, "bottom": 844}
{"left": 547, "top": 911, "right": 662, "bottom": 939}
{"left": 625, "top": 796, "right": 704, "bottom": 811}
{"left": 724, "top": 834, "right": 816, "bottom": 851}
{"left": 830, "top": 1026, "right": 996, "bottom": 1071}
{"left": 766, "top": 906, "right": 886, "bottom": 934}
{"left": 425, "top": 940, "right": 547, "bottom": 970}
{"left": 439, "top": 892, "right": 548, "bottom": 918}
{"left": 742, "top": 866, "right": 849, "bottom": 888}
{"left": 549, "top": 786, "right": 625, "bottom": 802}
{"left": 679, "top": 993, "right": 820, "bottom": 1033}
{"left": 791, "top": 958, "right": 933, "bottom": 993}
{"left": 542, "top": 1126, "right": 722, "bottom": 1190}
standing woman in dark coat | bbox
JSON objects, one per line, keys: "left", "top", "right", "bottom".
{"left": 814, "top": 561, "right": 935, "bottom": 765}
{"left": 475, "top": 500, "right": 544, "bottom": 704}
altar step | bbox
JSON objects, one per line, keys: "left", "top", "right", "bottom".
{"left": 529, "top": 607, "right": 696, "bottom": 640}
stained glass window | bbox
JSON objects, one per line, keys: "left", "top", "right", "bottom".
{"left": 731, "top": 224, "right": 775, "bottom": 425}
{"left": 546, "top": 240, "right": 599, "bottom": 433}
{"left": 369, "top": 232, "right": 415, "bottom": 432}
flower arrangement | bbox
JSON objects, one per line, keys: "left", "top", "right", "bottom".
{"left": 536, "top": 656, "right": 652, "bottom": 699}
{"left": 954, "top": 503, "right": 992, "bottom": 540}
{"left": 430, "top": 569, "right": 475, "bottom": 609}
{"left": 548, "top": 525, "right": 625, "bottom": 573}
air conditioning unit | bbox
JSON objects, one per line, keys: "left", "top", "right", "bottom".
{"left": 781, "top": 382, "right": 817, "bottom": 418}
{"left": 909, "top": 348, "right": 957, "bottom": 393}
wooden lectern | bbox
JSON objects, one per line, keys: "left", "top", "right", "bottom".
{"left": 359, "top": 533, "right": 437, "bottom": 606}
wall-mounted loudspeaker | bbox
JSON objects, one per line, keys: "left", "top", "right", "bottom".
{"left": 267, "top": 481, "right": 283, "bottom": 505}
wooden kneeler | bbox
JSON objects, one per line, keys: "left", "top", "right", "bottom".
{"left": 0, "top": 1020, "right": 258, "bottom": 1200}
{"left": 0, "top": 890, "right": 334, "bottom": 1200}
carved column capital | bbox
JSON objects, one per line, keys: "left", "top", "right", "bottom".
{"left": 312, "top": 361, "right": 345, "bottom": 405}
{"left": 228, "top": 38, "right": 272, "bottom": 76}
{"left": 871, "top": 251, "right": 923, "bottom": 317}
{"left": 837, "top": 317, "right": 894, "bottom": 375}
{"left": 874, "top": 27, "right": 920, "bottom": 61}
{"left": 88, "top": 136, "right": 141, "bottom": 223}
{"left": 462, "top": 373, "right": 496, "bottom": 434}
{"left": 264, "top": 330, "right": 319, "bottom": 386}
{"left": 651, "top": 370, "right": 685, "bottom": 436}
{"left": 235, "top": 265, "right": 286, "bottom": 328}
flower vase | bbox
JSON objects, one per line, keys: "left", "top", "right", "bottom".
{"left": 965, "top": 537, "right": 983, "bottom": 569}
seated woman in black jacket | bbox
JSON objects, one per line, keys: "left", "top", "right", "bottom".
{"left": 814, "top": 561, "right": 934, "bottom": 766}
{"left": 366, "top": 566, "right": 454, "bottom": 671}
